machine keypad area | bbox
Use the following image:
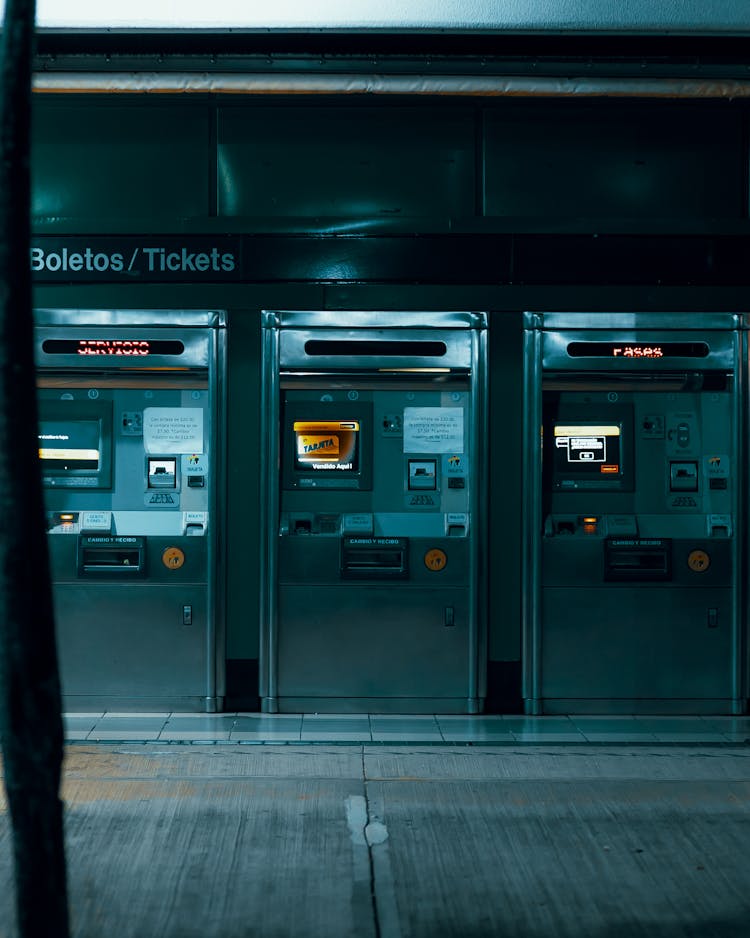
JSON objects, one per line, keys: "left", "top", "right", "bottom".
{"left": 281, "top": 386, "right": 471, "bottom": 540}
{"left": 546, "top": 390, "right": 732, "bottom": 541}
{"left": 41, "top": 386, "right": 210, "bottom": 540}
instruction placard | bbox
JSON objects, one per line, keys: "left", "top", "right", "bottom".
{"left": 403, "top": 407, "right": 464, "bottom": 454}
{"left": 144, "top": 408, "right": 204, "bottom": 454}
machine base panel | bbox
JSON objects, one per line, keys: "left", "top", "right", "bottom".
{"left": 262, "top": 697, "right": 484, "bottom": 715}
{"left": 62, "top": 695, "right": 223, "bottom": 714}
{"left": 529, "top": 698, "right": 742, "bottom": 716}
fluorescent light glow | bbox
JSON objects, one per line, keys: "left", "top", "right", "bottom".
{"left": 0, "top": 0, "right": 742, "bottom": 33}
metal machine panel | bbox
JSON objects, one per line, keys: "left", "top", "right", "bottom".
{"left": 35, "top": 309, "right": 227, "bottom": 712}
{"left": 541, "top": 587, "right": 733, "bottom": 704}
{"left": 55, "top": 583, "right": 209, "bottom": 700}
{"left": 542, "top": 325, "right": 737, "bottom": 373}
{"left": 523, "top": 311, "right": 743, "bottom": 715}
{"left": 528, "top": 311, "right": 740, "bottom": 333}
{"left": 272, "top": 310, "right": 484, "bottom": 331}
{"left": 280, "top": 327, "right": 474, "bottom": 372}
{"left": 277, "top": 585, "right": 470, "bottom": 702}
{"left": 261, "top": 310, "right": 487, "bottom": 713}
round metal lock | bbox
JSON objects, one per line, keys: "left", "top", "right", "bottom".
{"left": 687, "top": 549, "right": 710, "bottom": 573}
{"left": 424, "top": 548, "right": 448, "bottom": 572}
{"left": 162, "top": 546, "right": 185, "bottom": 570}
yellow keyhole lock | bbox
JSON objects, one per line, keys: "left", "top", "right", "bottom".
{"left": 162, "top": 546, "right": 185, "bottom": 570}
{"left": 687, "top": 549, "right": 710, "bottom": 573}
{"left": 424, "top": 548, "right": 448, "bottom": 572}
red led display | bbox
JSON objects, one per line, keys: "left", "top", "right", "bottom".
{"left": 42, "top": 339, "right": 184, "bottom": 356}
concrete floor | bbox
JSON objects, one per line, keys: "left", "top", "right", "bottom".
{"left": 3, "top": 743, "right": 750, "bottom": 937}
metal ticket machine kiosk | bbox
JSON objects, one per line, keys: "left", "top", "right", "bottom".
{"left": 260, "top": 311, "right": 487, "bottom": 713}
{"left": 523, "top": 312, "right": 744, "bottom": 714}
{"left": 35, "top": 310, "right": 226, "bottom": 712}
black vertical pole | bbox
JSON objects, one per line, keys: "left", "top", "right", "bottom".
{"left": 0, "top": 1, "right": 70, "bottom": 936}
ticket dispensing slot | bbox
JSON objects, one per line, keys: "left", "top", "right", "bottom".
{"left": 148, "top": 457, "right": 177, "bottom": 488}
{"left": 340, "top": 537, "right": 409, "bottom": 579}
{"left": 408, "top": 460, "right": 437, "bottom": 490}
{"left": 78, "top": 536, "right": 145, "bottom": 575}
{"left": 670, "top": 462, "right": 698, "bottom": 491}
{"left": 604, "top": 538, "right": 671, "bottom": 581}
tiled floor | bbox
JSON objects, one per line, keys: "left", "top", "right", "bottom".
{"left": 62, "top": 712, "right": 750, "bottom": 744}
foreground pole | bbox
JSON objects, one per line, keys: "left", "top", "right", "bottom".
{"left": 0, "top": 1, "right": 70, "bottom": 935}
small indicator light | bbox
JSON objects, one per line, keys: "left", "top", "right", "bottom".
{"left": 60, "top": 513, "right": 75, "bottom": 521}
{"left": 582, "top": 516, "right": 598, "bottom": 524}
{"left": 600, "top": 465, "right": 620, "bottom": 474}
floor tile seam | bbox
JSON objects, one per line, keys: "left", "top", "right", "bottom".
{"left": 66, "top": 712, "right": 750, "bottom": 720}
{"left": 59, "top": 772, "right": 750, "bottom": 784}
{"left": 72, "top": 735, "right": 685, "bottom": 743}
{"left": 63, "top": 773, "right": 371, "bottom": 782}
{"left": 360, "top": 778, "right": 750, "bottom": 787}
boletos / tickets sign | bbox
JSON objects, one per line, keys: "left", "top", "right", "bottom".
{"left": 30, "top": 237, "right": 242, "bottom": 280}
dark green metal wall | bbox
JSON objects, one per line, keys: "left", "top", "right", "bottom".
{"left": 32, "top": 95, "right": 748, "bottom": 225}
{"left": 30, "top": 92, "right": 750, "bottom": 708}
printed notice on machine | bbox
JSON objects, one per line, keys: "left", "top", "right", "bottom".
{"left": 143, "top": 408, "right": 204, "bottom": 454}
{"left": 403, "top": 407, "right": 464, "bottom": 454}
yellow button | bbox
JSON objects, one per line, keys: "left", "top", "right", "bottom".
{"left": 424, "top": 548, "right": 448, "bottom": 572}
{"left": 687, "top": 549, "right": 710, "bottom": 573}
{"left": 162, "top": 547, "right": 185, "bottom": 570}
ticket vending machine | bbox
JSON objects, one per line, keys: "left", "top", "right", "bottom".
{"left": 260, "top": 311, "right": 487, "bottom": 713}
{"left": 35, "top": 309, "right": 226, "bottom": 712}
{"left": 523, "top": 312, "right": 744, "bottom": 715}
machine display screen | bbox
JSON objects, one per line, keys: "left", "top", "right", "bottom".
{"left": 37, "top": 400, "right": 113, "bottom": 488}
{"left": 293, "top": 420, "right": 360, "bottom": 472}
{"left": 283, "top": 400, "right": 372, "bottom": 490}
{"left": 39, "top": 419, "right": 101, "bottom": 470}
{"left": 553, "top": 424, "right": 621, "bottom": 477}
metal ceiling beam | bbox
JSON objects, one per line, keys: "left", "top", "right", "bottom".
{"left": 32, "top": 71, "right": 750, "bottom": 98}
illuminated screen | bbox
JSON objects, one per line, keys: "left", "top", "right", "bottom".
{"left": 553, "top": 424, "right": 621, "bottom": 476}
{"left": 38, "top": 420, "right": 101, "bottom": 470}
{"left": 293, "top": 420, "right": 360, "bottom": 472}
{"left": 37, "top": 399, "right": 112, "bottom": 488}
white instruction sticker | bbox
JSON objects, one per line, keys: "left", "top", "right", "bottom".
{"left": 80, "top": 511, "right": 112, "bottom": 532}
{"left": 403, "top": 407, "right": 464, "bottom": 454}
{"left": 143, "top": 408, "right": 204, "bottom": 454}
